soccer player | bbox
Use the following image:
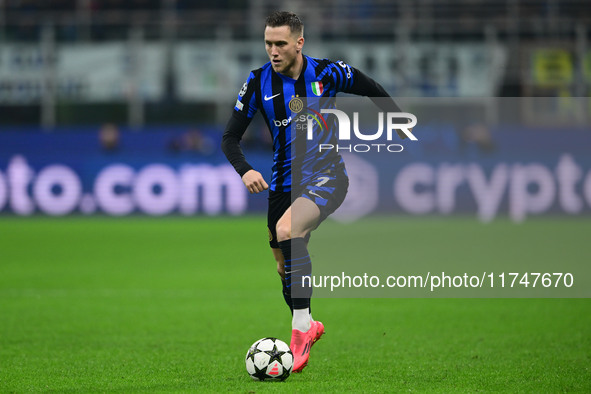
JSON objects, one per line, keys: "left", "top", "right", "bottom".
{"left": 222, "top": 11, "right": 406, "bottom": 373}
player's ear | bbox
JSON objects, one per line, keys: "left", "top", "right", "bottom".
{"left": 296, "top": 36, "right": 304, "bottom": 52}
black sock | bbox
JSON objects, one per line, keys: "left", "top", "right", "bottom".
{"left": 279, "top": 237, "right": 312, "bottom": 310}
{"left": 281, "top": 279, "right": 293, "bottom": 315}
{"left": 283, "top": 279, "right": 312, "bottom": 315}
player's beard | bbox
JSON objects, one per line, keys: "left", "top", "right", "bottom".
{"left": 273, "top": 56, "right": 296, "bottom": 76}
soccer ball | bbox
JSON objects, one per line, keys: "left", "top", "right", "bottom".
{"left": 245, "top": 337, "right": 293, "bottom": 381}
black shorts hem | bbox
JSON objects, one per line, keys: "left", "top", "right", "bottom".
{"left": 267, "top": 166, "right": 349, "bottom": 248}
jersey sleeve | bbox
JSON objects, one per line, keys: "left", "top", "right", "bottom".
{"left": 222, "top": 70, "right": 260, "bottom": 177}
{"left": 221, "top": 114, "right": 253, "bottom": 177}
{"left": 339, "top": 65, "right": 408, "bottom": 139}
{"left": 344, "top": 68, "right": 403, "bottom": 112}
{"left": 326, "top": 60, "right": 356, "bottom": 93}
{"left": 233, "top": 71, "right": 258, "bottom": 120}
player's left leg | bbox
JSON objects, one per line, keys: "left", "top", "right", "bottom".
{"left": 268, "top": 191, "right": 297, "bottom": 314}
{"left": 272, "top": 247, "right": 295, "bottom": 315}
{"left": 276, "top": 198, "right": 324, "bottom": 372}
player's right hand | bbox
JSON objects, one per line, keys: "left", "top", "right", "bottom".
{"left": 242, "top": 169, "right": 269, "bottom": 194}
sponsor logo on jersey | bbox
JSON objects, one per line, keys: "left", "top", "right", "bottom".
{"left": 273, "top": 116, "right": 292, "bottom": 127}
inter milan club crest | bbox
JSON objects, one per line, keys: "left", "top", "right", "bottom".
{"left": 311, "top": 81, "right": 323, "bottom": 96}
{"left": 289, "top": 96, "right": 304, "bottom": 113}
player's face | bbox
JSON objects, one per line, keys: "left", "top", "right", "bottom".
{"left": 264, "top": 25, "right": 304, "bottom": 78}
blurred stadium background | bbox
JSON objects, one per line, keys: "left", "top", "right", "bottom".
{"left": 0, "top": 0, "right": 590, "bottom": 218}
{"left": 1, "top": 1, "right": 590, "bottom": 391}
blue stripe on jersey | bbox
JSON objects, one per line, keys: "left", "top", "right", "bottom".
{"left": 233, "top": 55, "right": 355, "bottom": 191}
{"left": 270, "top": 69, "right": 290, "bottom": 192}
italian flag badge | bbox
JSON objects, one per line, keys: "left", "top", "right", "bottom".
{"left": 311, "top": 81, "right": 324, "bottom": 96}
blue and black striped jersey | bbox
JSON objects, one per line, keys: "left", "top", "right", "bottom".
{"left": 222, "top": 54, "right": 399, "bottom": 192}
{"left": 233, "top": 55, "right": 357, "bottom": 192}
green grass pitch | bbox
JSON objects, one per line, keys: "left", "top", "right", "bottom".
{"left": 0, "top": 216, "right": 589, "bottom": 392}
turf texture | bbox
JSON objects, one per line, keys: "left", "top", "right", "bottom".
{"left": 0, "top": 216, "right": 589, "bottom": 392}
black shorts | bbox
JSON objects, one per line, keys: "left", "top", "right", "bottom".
{"left": 267, "top": 166, "right": 349, "bottom": 248}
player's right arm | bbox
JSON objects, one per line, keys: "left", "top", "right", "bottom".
{"left": 221, "top": 71, "right": 269, "bottom": 194}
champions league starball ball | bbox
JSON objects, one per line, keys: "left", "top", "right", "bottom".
{"left": 245, "top": 337, "right": 294, "bottom": 381}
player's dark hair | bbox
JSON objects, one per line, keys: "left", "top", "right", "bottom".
{"left": 265, "top": 11, "right": 304, "bottom": 36}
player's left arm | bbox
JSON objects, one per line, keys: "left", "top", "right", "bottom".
{"left": 344, "top": 68, "right": 411, "bottom": 139}
{"left": 221, "top": 113, "right": 269, "bottom": 194}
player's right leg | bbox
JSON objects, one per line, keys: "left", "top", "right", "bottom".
{"left": 276, "top": 198, "right": 324, "bottom": 372}
{"left": 276, "top": 199, "right": 320, "bottom": 332}
{"left": 281, "top": 168, "right": 348, "bottom": 372}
